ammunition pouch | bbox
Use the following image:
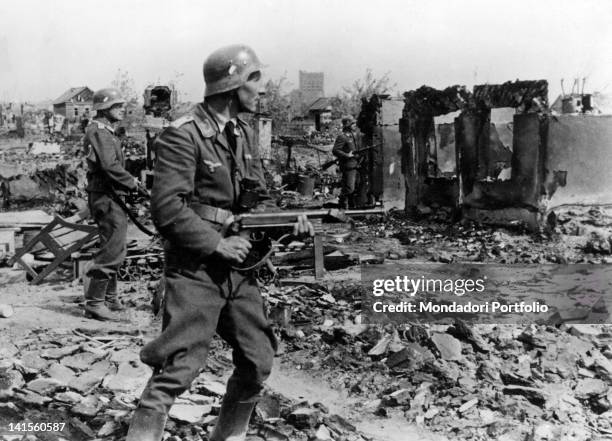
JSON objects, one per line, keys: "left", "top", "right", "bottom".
{"left": 237, "top": 178, "right": 260, "bottom": 212}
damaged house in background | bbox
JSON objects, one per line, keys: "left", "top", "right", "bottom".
{"left": 359, "top": 80, "right": 612, "bottom": 230}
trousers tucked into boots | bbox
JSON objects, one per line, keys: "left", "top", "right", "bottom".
{"left": 84, "top": 277, "right": 118, "bottom": 321}
{"left": 125, "top": 407, "right": 167, "bottom": 441}
{"left": 84, "top": 192, "right": 128, "bottom": 321}
{"left": 105, "top": 273, "right": 124, "bottom": 311}
{"left": 128, "top": 260, "right": 277, "bottom": 440}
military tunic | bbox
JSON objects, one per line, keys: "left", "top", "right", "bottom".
{"left": 83, "top": 119, "right": 136, "bottom": 279}
{"left": 333, "top": 129, "right": 362, "bottom": 208}
{"left": 137, "top": 103, "right": 276, "bottom": 414}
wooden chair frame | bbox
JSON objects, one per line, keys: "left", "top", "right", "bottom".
{"left": 9, "top": 214, "right": 98, "bottom": 285}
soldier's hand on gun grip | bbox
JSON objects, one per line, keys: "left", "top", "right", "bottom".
{"left": 293, "top": 214, "right": 315, "bottom": 237}
{"left": 215, "top": 236, "right": 252, "bottom": 263}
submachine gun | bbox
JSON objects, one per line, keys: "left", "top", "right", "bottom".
{"left": 321, "top": 144, "right": 378, "bottom": 171}
{"left": 222, "top": 206, "right": 386, "bottom": 271}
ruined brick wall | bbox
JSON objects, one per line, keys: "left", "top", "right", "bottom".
{"left": 545, "top": 115, "right": 612, "bottom": 208}
{"left": 358, "top": 95, "right": 405, "bottom": 208}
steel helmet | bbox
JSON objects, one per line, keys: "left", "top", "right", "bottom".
{"left": 92, "top": 88, "right": 126, "bottom": 111}
{"left": 342, "top": 115, "right": 356, "bottom": 128}
{"left": 203, "top": 44, "right": 263, "bottom": 97}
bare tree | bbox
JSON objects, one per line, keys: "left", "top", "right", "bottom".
{"left": 263, "top": 76, "right": 292, "bottom": 133}
{"left": 331, "top": 69, "right": 396, "bottom": 117}
{"left": 111, "top": 69, "right": 143, "bottom": 128}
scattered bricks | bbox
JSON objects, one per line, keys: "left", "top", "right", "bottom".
{"left": 45, "top": 362, "right": 77, "bottom": 385}
{"left": 110, "top": 393, "right": 138, "bottom": 410}
{"left": 314, "top": 425, "right": 333, "bottom": 441}
{"left": 41, "top": 344, "right": 81, "bottom": 359}
{"left": 411, "top": 383, "right": 433, "bottom": 410}
{"left": 61, "top": 351, "right": 104, "bottom": 371}
{"left": 71, "top": 360, "right": 115, "bottom": 394}
{"left": 257, "top": 425, "right": 291, "bottom": 441}
{"left": 26, "top": 378, "right": 64, "bottom": 395}
{"left": 568, "top": 324, "right": 604, "bottom": 338}
{"left": 0, "top": 369, "right": 24, "bottom": 396}
{"left": 458, "top": 398, "right": 478, "bottom": 415}
{"left": 449, "top": 320, "right": 492, "bottom": 353}
{"left": 386, "top": 343, "right": 434, "bottom": 370}
{"left": 0, "top": 341, "right": 18, "bottom": 359}
{"left": 256, "top": 394, "right": 282, "bottom": 421}
{"left": 103, "top": 360, "right": 150, "bottom": 393}
{"left": 68, "top": 416, "right": 96, "bottom": 439}
{"left": 179, "top": 392, "right": 216, "bottom": 406}
{"left": 382, "top": 389, "right": 411, "bottom": 407}
{"left": 584, "top": 233, "right": 611, "bottom": 255}
{"left": 0, "top": 402, "right": 22, "bottom": 423}
{"left": 367, "top": 333, "right": 395, "bottom": 357}
{"left": 591, "top": 351, "right": 612, "bottom": 381}
{"left": 574, "top": 378, "right": 608, "bottom": 400}
{"left": 13, "top": 388, "right": 52, "bottom": 406}
{"left": 502, "top": 386, "right": 547, "bottom": 407}
{"left": 71, "top": 394, "right": 101, "bottom": 418}
{"left": 168, "top": 404, "right": 213, "bottom": 423}
{"left": 322, "top": 414, "right": 356, "bottom": 434}
{"left": 532, "top": 422, "right": 558, "bottom": 441}
{"left": 430, "top": 333, "right": 463, "bottom": 361}
{"left": 54, "top": 391, "right": 84, "bottom": 404}
{"left": 416, "top": 204, "right": 433, "bottom": 216}
{"left": 71, "top": 372, "right": 103, "bottom": 395}
{"left": 288, "top": 407, "right": 320, "bottom": 430}
{"left": 198, "top": 378, "right": 227, "bottom": 396}
{"left": 97, "top": 421, "right": 118, "bottom": 438}
{"left": 17, "top": 351, "right": 50, "bottom": 374}
{"left": 423, "top": 407, "right": 439, "bottom": 420}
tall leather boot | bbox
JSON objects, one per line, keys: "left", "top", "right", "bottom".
{"left": 210, "top": 399, "right": 256, "bottom": 441}
{"left": 84, "top": 278, "right": 118, "bottom": 321}
{"left": 125, "top": 407, "right": 167, "bottom": 441}
{"left": 105, "top": 273, "right": 124, "bottom": 311}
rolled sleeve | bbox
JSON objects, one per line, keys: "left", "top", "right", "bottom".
{"left": 151, "top": 127, "right": 222, "bottom": 257}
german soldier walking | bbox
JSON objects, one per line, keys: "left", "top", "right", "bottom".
{"left": 126, "top": 45, "right": 312, "bottom": 441}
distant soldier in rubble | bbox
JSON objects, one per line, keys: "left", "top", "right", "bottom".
{"left": 125, "top": 44, "right": 313, "bottom": 441}
{"left": 333, "top": 115, "right": 362, "bottom": 208}
{"left": 83, "top": 88, "right": 147, "bottom": 321}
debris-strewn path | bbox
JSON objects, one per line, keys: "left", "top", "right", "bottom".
{"left": 0, "top": 271, "right": 441, "bottom": 441}
{"left": 2, "top": 206, "right": 612, "bottom": 440}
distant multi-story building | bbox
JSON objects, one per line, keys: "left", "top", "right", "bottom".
{"left": 299, "top": 71, "right": 324, "bottom": 107}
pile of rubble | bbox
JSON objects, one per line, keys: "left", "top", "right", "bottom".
{"left": 369, "top": 207, "right": 612, "bottom": 265}
{"left": 263, "top": 282, "right": 612, "bottom": 441}
{"left": 0, "top": 327, "right": 371, "bottom": 441}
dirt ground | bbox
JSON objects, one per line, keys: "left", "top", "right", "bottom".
{"left": 0, "top": 268, "right": 446, "bottom": 441}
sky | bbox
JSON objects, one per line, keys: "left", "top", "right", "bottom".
{"left": 0, "top": 0, "right": 611, "bottom": 104}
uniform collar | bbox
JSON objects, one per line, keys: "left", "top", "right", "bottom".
{"left": 196, "top": 102, "right": 245, "bottom": 136}
{"left": 92, "top": 117, "right": 114, "bottom": 133}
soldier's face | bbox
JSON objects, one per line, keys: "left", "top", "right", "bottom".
{"left": 108, "top": 103, "right": 126, "bottom": 122}
{"left": 237, "top": 71, "right": 262, "bottom": 113}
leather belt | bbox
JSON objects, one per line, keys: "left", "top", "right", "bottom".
{"left": 190, "top": 203, "right": 233, "bottom": 225}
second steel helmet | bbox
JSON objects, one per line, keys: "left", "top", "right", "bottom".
{"left": 203, "top": 44, "right": 262, "bottom": 97}
{"left": 92, "top": 88, "right": 126, "bottom": 111}
{"left": 342, "top": 115, "right": 356, "bottom": 128}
